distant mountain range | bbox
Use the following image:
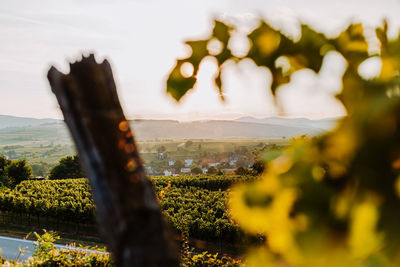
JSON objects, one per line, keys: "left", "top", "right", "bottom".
{"left": 0, "top": 115, "right": 340, "bottom": 144}
{"left": 0, "top": 115, "right": 60, "bottom": 129}
{"left": 234, "top": 116, "right": 338, "bottom": 131}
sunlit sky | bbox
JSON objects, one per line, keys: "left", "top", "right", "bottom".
{"left": 0, "top": 0, "right": 399, "bottom": 121}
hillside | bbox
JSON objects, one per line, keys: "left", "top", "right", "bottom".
{"left": 234, "top": 116, "right": 339, "bottom": 131}
{"left": 0, "top": 115, "right": 337, "bottom": 145}
{"left": 130, "top": 119, "right": 325, "bottom": 140}
{"left": 0, "top": 115, "right": 60, "bottom": 129}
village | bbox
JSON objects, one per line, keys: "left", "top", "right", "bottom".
{"left": 139, "top": 139, "right": 279, "bottom": 176}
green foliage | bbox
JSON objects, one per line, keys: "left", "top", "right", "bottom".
{"left": 173, "top": 159, "right": 185, "bottom": 173}
{"left": 153, "top": 175, "right": 255, "bottom": 191}
{"left": 155, "top": 175, "right": 256, "bottom": 242}
{"left": 49, "top": 155, "right": 85, "bottom": 180}
{"left": 1, "top": 231, "right": 243, "bottom": 267}
{"left": 234, "top": 167, "right": 251, "bottom": 176}
{"left": 6, "top": 159, "right": 32, "bottom": 186}
{"left": 166, "top": 19, "right": 335, "bottom": 101}
{"left": 168, "top": 18, "right": 400, "bottom": 265}
{"left": 159, "top": 185, "right": 238, "bottom": 242}
{"left": 181, "top": 243, "right": 243, "bottom": 267}
{"left": 0, "top": 155, "right": 11, "bottom": 186}
{"left": 250, "top": 160, "right": 265, "bottom": 175}
{"left": 0, "top": 155, "right": 11, "bottom": 173}
{"left": 190, "top": 165, "right": 202, "bottom": 175}
{"left": 0, "top": 175, "right": 255, "bottom": 243}
{"left": 32, "top": 230, "right": 59, "bottom": 258}
{"left": 0, "top": 156, "right": 32, "bottom": 187}
{"left": 0, "top": 179, "right": 96, "bottom": 224}
{"left": 207, "top": 166, "right": 218, "bottom": 175}
{"left": 0, "top": 231, "right": 113, "bottom": 266}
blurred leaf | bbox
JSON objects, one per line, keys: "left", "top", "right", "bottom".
{"left": 166, "top": 20, "right": 400, "bottom": 264}
{"left": 212, "top": 20, "right": 230, "bottom": 44}
{"left": 166, "top": 60, "right": 197, "bottom": 101}
{"left": 185, "top": 40, "right": 209, "bottom": 74}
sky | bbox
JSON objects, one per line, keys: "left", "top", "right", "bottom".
{"left": 0, "top": 0, "right": 399, "bottom": 121}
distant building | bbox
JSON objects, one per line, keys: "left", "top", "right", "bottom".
{"left": 220, "top": 158, "right": 229, "bottom": 164}
{"left": 201, "top": 158, "right": 216, "bottom": 167}
{"left": 180, "top": 168, "right": 191, "bottom": 174}
{"left": 157, "top": 152, "right": 165, "bottom": 159}
{"left": 229, "top": 155, "right": 241, "bottom": 166}
{"left": 163, "top": 169, "right": 175, "bottom": 176}
{"left": 248, "top": 160, "right": 254, "bottom": 168}
{"left": 229, "top": 161, "right": 236, "bottom": 166}
{"left": 184, "top": 159, "right": 193, "bottom": 167}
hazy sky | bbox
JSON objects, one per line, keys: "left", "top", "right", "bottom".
{"left": 0, "top": 0, "right": 399, "bottom": 120}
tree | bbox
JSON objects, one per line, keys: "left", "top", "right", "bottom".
{"left": 173, "top": 159, "right": 184, "bottom": 173}
{"left": 191, "top": 165, "right": 202, "bottom": 175}
{"left": 7, "top": 159, "right": 32, "bottom": 186}
{"left": 0, "top": 155, "right": 11, "bottom": 186}
{"left": 0, "top": 155, "right": 10, "bottom": 177}
{"left": 166, "top": 19, "right": 400, "bottom": 265}
{"left": 251, "top": 160, "right": 265, "bottom": 175}
{"left": 207, "top": 166, "right": 218, "bottom": 175}
{"left": 49, "top": 155, "right": 85, "bottom": 180}
{"left": 235, "top": 158, "right": 248, "bottom": 168}
{"left": 234, "top": 166, "right": 249, "bottom": 175}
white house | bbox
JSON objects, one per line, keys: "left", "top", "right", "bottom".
{"left": 163, "top": 169, "right": 174, "bottom": 176}
{"left": 181, "top": 168, "right": 191, "bottom": 174}
{"left": 229, "top": 159, "right": 238, "bottom": 166}
{"left": 184, "top": 159, "right": 193, "bottom": 167}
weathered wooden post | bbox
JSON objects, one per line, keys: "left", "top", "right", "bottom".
{"left": 47, "top": 54, "right": 179, "bottom": 267}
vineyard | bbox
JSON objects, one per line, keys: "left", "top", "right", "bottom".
{"left": 0, "top": 175, "right": 256, "bottom": 244}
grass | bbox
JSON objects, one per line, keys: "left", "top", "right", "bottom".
{"left": 0, "top": 223, "right": 104, "bottom": 248}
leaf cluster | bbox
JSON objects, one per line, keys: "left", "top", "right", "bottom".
{"left": 168, "top": 18, "right": 400, "bottom": 265}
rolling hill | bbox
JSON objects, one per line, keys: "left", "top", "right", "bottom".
{"left": 0, "top": 115, "right": 60, "bottom": 129}
{"left": 0, "top": 115, "right": 339, "bottom": 145}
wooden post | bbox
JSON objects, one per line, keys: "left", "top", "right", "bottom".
{"left": 47, "top": 54, "right": 179, "bottom": 267}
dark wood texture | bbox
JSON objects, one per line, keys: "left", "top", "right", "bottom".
{"left": 47, "top": 54, "right": 179, "bottom": 267}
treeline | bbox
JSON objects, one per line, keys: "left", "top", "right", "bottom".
{"left": 0, "top": 154, "right": 86, "bottom": 185}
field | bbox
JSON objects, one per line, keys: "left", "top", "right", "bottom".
{"left": 0, "top": 137, "right": 285, "bottom": 178}
{"left": 0, "top": 175, "right": 257, "bottom": 250}
{"left": 0, "top": 138, "right": 286, "bottom": 164}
